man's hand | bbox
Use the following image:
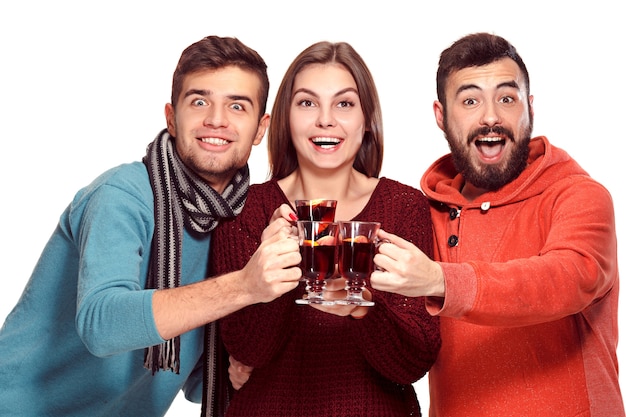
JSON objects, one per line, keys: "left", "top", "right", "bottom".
{"left": 241, "top": 216, "right": 301, "bottom": 304}
{"left": 370, "top": 229, "right": 445, "bottom": 297}
{"left": 152, "top": 205, "right": 301, "bottom": 340}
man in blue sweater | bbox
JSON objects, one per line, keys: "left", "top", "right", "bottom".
{"left": 0, "top": 36, "right": 302, "bottom": 417}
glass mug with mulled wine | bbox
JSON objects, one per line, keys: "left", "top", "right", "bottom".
{"left": 295, "top": 220, "right": 339, "bottom": 305}
{"left": 335, "top": 221, "right": 379, "bottom": 307}
{"left": 294, "top": 199, "right": 337, "bottom": 222}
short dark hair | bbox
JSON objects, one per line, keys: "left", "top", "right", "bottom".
{"left": 436, "top": 32, "right": 530, "bottom": 109}
{"left": 171, "top": 36, "right": 269, "bottom": 120}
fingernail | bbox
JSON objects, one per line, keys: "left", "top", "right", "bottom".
{"left": 289, "top": 213, "right": 298, "bottom": 221}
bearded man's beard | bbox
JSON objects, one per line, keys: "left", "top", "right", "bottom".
{"left": 443, "top": 116, "right": 533, "bottom": 191}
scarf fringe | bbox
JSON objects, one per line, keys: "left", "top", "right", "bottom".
{"left": 144, "top": 338, "right": 180, "bottom": 374}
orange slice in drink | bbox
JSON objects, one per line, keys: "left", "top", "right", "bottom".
{"left": 344, "top": 235, "right": 369, "bottom": 243}
{"left": 316, "top": 235, "right": 337, "bottom": 246}
{"left": 302, "top": 239, "right": 319, "bottom": 247}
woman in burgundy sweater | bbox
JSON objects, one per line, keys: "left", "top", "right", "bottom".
{"left": 204, "top": 41, "right": 441, "bottom": 417}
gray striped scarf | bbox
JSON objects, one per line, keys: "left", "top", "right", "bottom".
{"left": 142, "top": 128, "right": 249, "bottom": 374}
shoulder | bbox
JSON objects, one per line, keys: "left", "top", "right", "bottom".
{"left": 360, "top": 177, "right": 431, "bottom": 223}
{"left": 79, "top": 162, "right": 149, "bottom": 191}
{"left": 379, "top": 177, "right": 421, "bottom": 191}
{"left": 217, "top": 180, "right": 286, "bottom": 232}
{"left": 100, "top": 161, "right": 150, "bottom": 188}
{"left": 248, "top": 179, "right": 282, "bottom": 195}
{"left": 376, "top": 177, "right": 429, "bottom": 208}
{"left": 72, "top": 162, "right": 152, "bottom": 210}
{"left": 361, "top": 178, "right": 432, "bottom": 251}
{"left": 245, "top": 180, "right": 287, "bottom": 210}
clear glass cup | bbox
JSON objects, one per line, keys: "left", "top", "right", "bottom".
{"left": 294, "top": 199, "right": 337, "bottom": 222}
{"left": 293, "top": 200, "right": 338, "bottom": 282}
{"left": 295, "top": 221, "right": 339, "bottom": 305}
{"left": 336, "top": 221, "right": 379, "bottom": 307}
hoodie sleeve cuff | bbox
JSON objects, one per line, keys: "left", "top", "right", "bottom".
{"left": 425, "top": 262, "right": 477, "bottom": 318}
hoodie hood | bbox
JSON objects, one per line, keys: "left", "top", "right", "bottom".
{"left": 420, "top": 136, "right": 590, "bottom": 209}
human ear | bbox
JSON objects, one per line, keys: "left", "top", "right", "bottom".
{"left": 165, "top": 103, "right": 176, "bottom": 137}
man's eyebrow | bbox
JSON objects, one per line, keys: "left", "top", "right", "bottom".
{"left": 497, "top": 80, "right": 520, "bottom": 90}
{"left": 184, "top": 89, "right": 255, "bottom": 106}
{"left": 455, "top": 80, "right": 520, "bottom": 96}
{"left": 228, "top": 95, "right": 255, "bottom": 106}
{"left": 184, "top": 89, "right": 212, "bottom": 98}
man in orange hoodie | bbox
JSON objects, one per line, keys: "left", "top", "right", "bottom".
{"left": 371, "top": 32, "right": 624, "bottom": 416}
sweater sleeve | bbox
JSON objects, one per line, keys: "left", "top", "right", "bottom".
{"left": 430, "top": 176, "right": 618, "bottom": 327}
{"left": 73, "top": 179, "right": 164, "bottom": 356}
{"left": 350, "top": 180, "right": 441, "bottom": 384}
{"left": 214, "top": 184, "right": 296, "bottom": 367}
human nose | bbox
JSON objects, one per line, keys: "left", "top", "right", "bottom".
{"left": 316, "top": 107, "right": 336, "bottom": 128}
{"left": 480, "top": 101, "right": 502, "bottom": 126}
{"left": 203, "top": 105, "right": 227, "bottom": 128}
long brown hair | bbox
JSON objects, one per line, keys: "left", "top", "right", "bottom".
{"left": 268, "top": 41, "right": 383, "bottom": 179}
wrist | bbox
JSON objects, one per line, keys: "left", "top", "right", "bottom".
{"left": 431, "top": 262, "right": 446, "bottom": 297}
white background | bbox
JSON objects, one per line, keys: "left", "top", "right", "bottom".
{"left": 1, "top": 1, "right": 623, "bottom": 415}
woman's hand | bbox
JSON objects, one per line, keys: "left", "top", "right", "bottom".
{"left": 229, "top": 356, "right": 253, "bottom": 390}
{"left": 307, "top": 278, "right": 371, "bottom": 319}
{"left": 261, "top": 204, "right": 297, "bottom": 242}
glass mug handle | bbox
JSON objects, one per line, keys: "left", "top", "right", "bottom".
{"left": 374, "top": 237, "right": 391, "bottom": 271}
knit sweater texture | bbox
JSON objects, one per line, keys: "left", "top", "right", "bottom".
{"left": 0, "top": 162, "right": 206, "bottom": 417}
{"left": 210, "top": 178, "right": 441, "bottom": 417}
{"left": 421, "top": 136, "right": 624, "bottom": 416}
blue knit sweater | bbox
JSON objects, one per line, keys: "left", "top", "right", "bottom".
{"left": 0, "top": 161, "right": 208, "bottom": 416}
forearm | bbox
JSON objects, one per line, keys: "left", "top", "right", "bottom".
{"left": 152, "top": 270, "right": 255, "bottom": 340}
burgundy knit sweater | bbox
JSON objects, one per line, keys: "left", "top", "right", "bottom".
{"left": 210, "top": 178, "right": 441, "bottom": 417}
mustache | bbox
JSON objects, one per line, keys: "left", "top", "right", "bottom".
{"left": 467, "top": 126, "right": 515, "bottom": 144}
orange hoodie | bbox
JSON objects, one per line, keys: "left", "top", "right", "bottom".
{"left": 421, "top": 136, "right": 623, "bottom": 416}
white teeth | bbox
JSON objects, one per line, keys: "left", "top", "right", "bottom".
{"left": 311, "top": 137, "right": 340, "bottom": 149}
{"left": 311, "top": 137, "right": 341, "bottom": 144}
{"left": 200, "top": 137, "right": 229, "bottom": 145}
{"left": 477, "top": 137, "right": 504, "bottom": 143}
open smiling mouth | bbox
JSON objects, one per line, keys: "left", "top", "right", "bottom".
{"left": 311, "top": 137, "right": 341, "bottom": 149}
{"left": 475, "top": 137, "right": 506, "bottom": 158}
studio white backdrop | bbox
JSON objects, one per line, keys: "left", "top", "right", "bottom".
{"left": 1, "top": 1, "right": 623, "bottom": 414}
